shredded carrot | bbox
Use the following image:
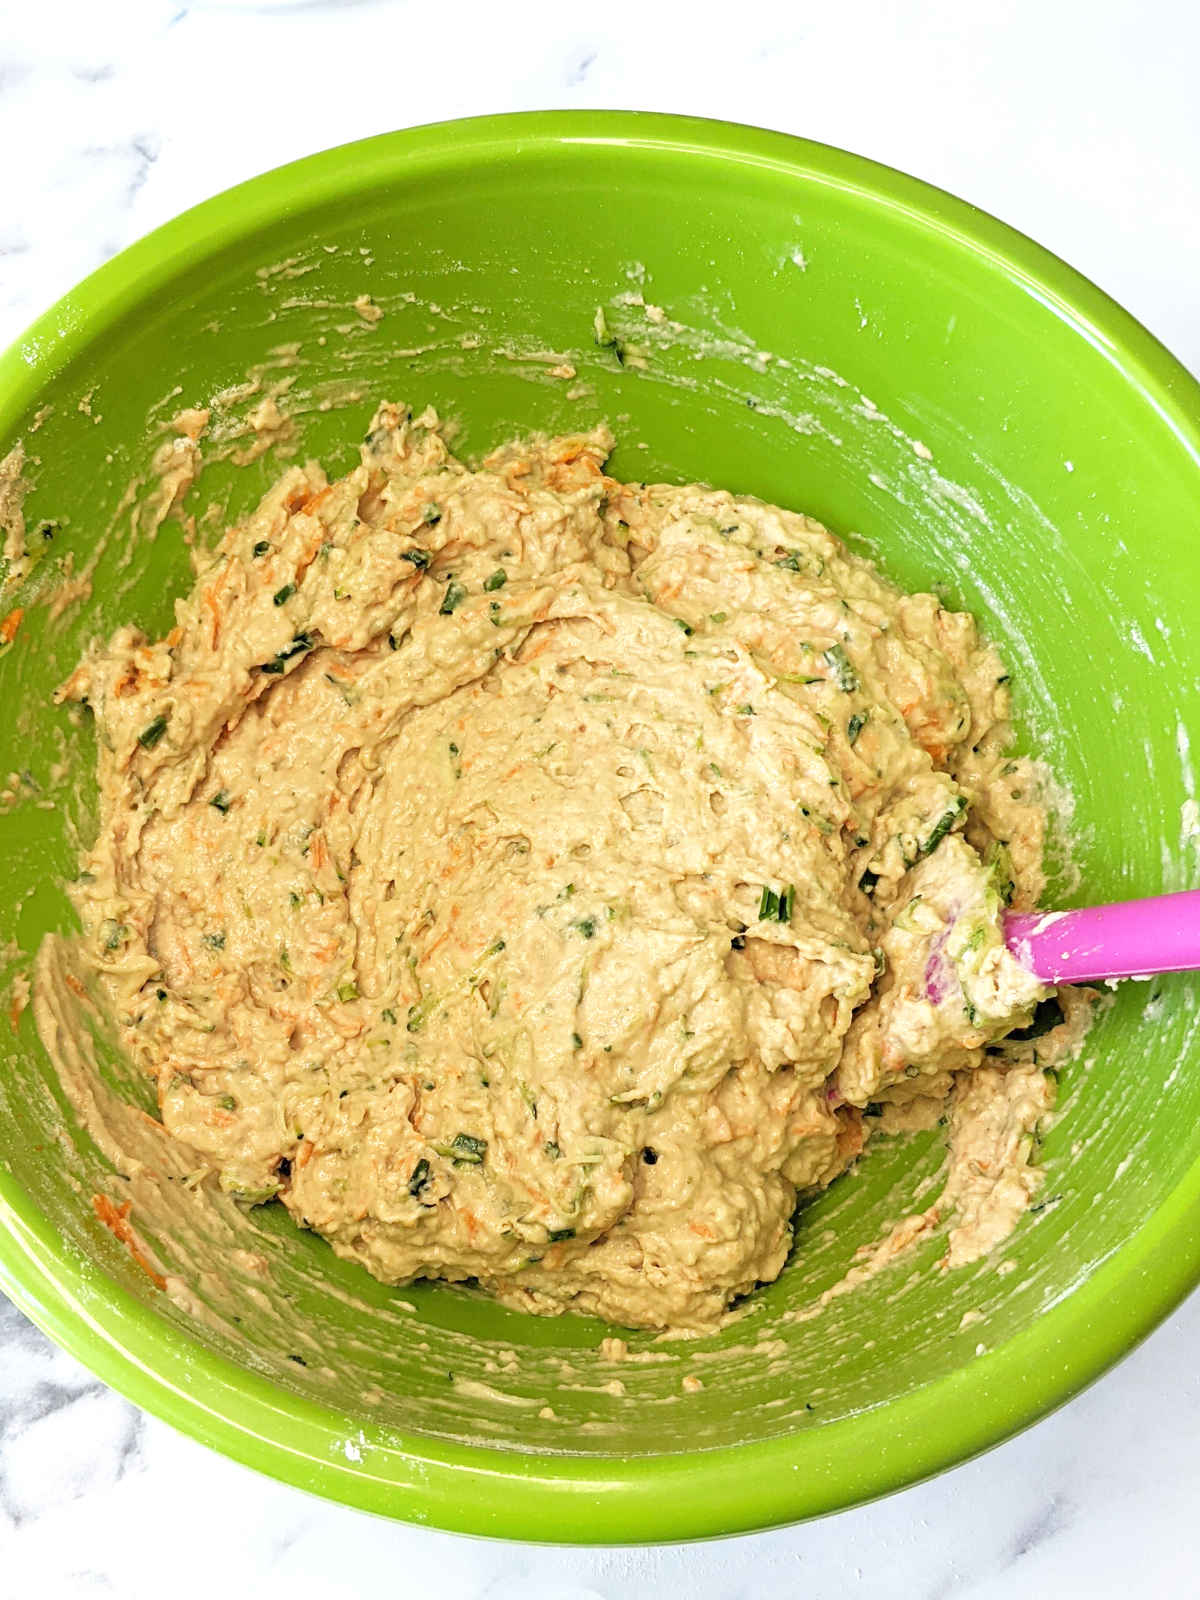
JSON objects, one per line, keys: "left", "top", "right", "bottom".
{"left": 207, "top": 557, "right": 234, "bottom": 602}
{"left": 112, "top": 664, "right": 140, "bottom": 698}
{"left": 293, "top": 527, "right": 329, "bottom": 583}
{"left": 203, "top": 588, "right": 221, "bottom": 647}
{"left": 299, "top": 486, "right": 333, "bottom": 517}
{"left": 8, "top": 995, "right": 24, "bottom": 1031}
{"left": 0, "top": 607, "right": 23, "bottom": 645}
{"left": 423, "top": 928, "right": 456, "bottom": 962}
{"left": 92, "top": 1194, "right": 167, "bottom": 1291}
{"left": 296, "top": 1139, "right": 316, "bottom": 1169}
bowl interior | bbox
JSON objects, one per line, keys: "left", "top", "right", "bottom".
{"left": 1, "top": 115, "right": 1199, "bottom": 1540}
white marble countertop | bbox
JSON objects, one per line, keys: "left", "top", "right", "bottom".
{"left": 3, "top": 1, "right": 1199, "bottom": 1594}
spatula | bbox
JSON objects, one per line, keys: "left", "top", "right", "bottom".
{"left": 1005, "top": 889, "right": 1200, "bottom": 985}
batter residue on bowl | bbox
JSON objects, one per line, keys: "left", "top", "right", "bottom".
{"left": 47, "top": 402, "right": 1083, "bottom": 1329}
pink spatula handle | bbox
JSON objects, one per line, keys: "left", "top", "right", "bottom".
{"left": 1005, "top": 889, "right": 1200, "bottom": 985}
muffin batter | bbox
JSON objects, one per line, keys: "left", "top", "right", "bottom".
{"left": 55, "top": 403, "right": 1059, "bottom": 1329}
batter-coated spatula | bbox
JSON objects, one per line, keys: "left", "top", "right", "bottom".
{"left": 1005, "top": 889, "right": 1200, "bottom": 984}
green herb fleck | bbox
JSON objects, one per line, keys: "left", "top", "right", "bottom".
{"left": 593, "top": 305, "right": 626, "bottom": 365}
{"left": 381, "top": 1007, "right": 397, "bottom": 1025}
{"left": 448, "top": 1132, "right": 487, "bottom": 1164}
{"left": 573, "top": 916, "right": 597, "bottom": 939}
{"left": 218, "top": 1095, "right": 237, "bottom": 1111}
{"left": 737, "top": 703, "right": 755, "bottom": 717}
{"left": 252, "top": 540, "right": 270, "bottom": 557}
{"left": 209, "top": 790, "right": 232, "bottom": 813}
{"left": 917, "top": 795, "right": 968, "bottom": 859}
{"left": 323, "top": 671, "right": 358, "bottom": 706}
{"left": 859, "top": 868, "right": 880, "bottom": 895}
{"left": 674, "top": 617, "right": 694, "bottom": 636}
{"left": 544, "top": 1141, "right": 562, "bottom": 1160}
{"left": 203, "top": 931, "right": 226, "bottom": 950}
{"left": 423, "top": 503, "right": 442, "bottom": 525}
{"left": 273, "top": 584, "right": 295, "bottom": 606}
{"left": 847, "top": 711, "right": 867, "bottom": 746}
{"left": 758, "top": 885, "right": 794, "bottom": 923}
{"left": 278, "top": 632, "right": 314, "bottom": 662}
{"left": 571, "top": 1032, "right": 583, "bottom": 1050}
{"left": 823, "top": 642, "right": 859, "bottom": 692}
{"left": 439, "top": 578, "right": 467, "bottom": 615}
{"left": 483, "top": 569, "right": 508, "bottom": 592}
{"left": 401, "top": 547, "right": 432, "bottom": 570}
{"left": 137, "top": 715, "right": 168, "bottom": 749}
{"left": 336, "top": 980, "right": 359, "bottom": 1003}
{"left": 408, "top": 1158, "right": 432, "bottom": 1198}
{"left": 548, "top": 1227, "right": 575, "bottom": 1243}
{"left": 985, "top": 840, "right": 1016, "bottom": 906}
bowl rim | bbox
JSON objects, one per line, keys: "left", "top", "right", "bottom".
{"left": 3, "top": 109, "right": 1200, "bottom": 1544}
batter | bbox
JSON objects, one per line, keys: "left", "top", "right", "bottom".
{"left": 53, "top": 403, "right": 1065, "bottom": 1329}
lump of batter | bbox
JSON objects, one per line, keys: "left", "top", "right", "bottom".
{"left": 53, "top": 403, "right": 1062, "bottom": 1330}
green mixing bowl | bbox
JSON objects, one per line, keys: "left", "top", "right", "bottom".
{"left": 1, "top": 113, "right": 1199, "bottom": 1543}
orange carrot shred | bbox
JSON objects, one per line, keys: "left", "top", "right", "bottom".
{"left": 92, "top": 1194, "right": 167, "bottom": 1291}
